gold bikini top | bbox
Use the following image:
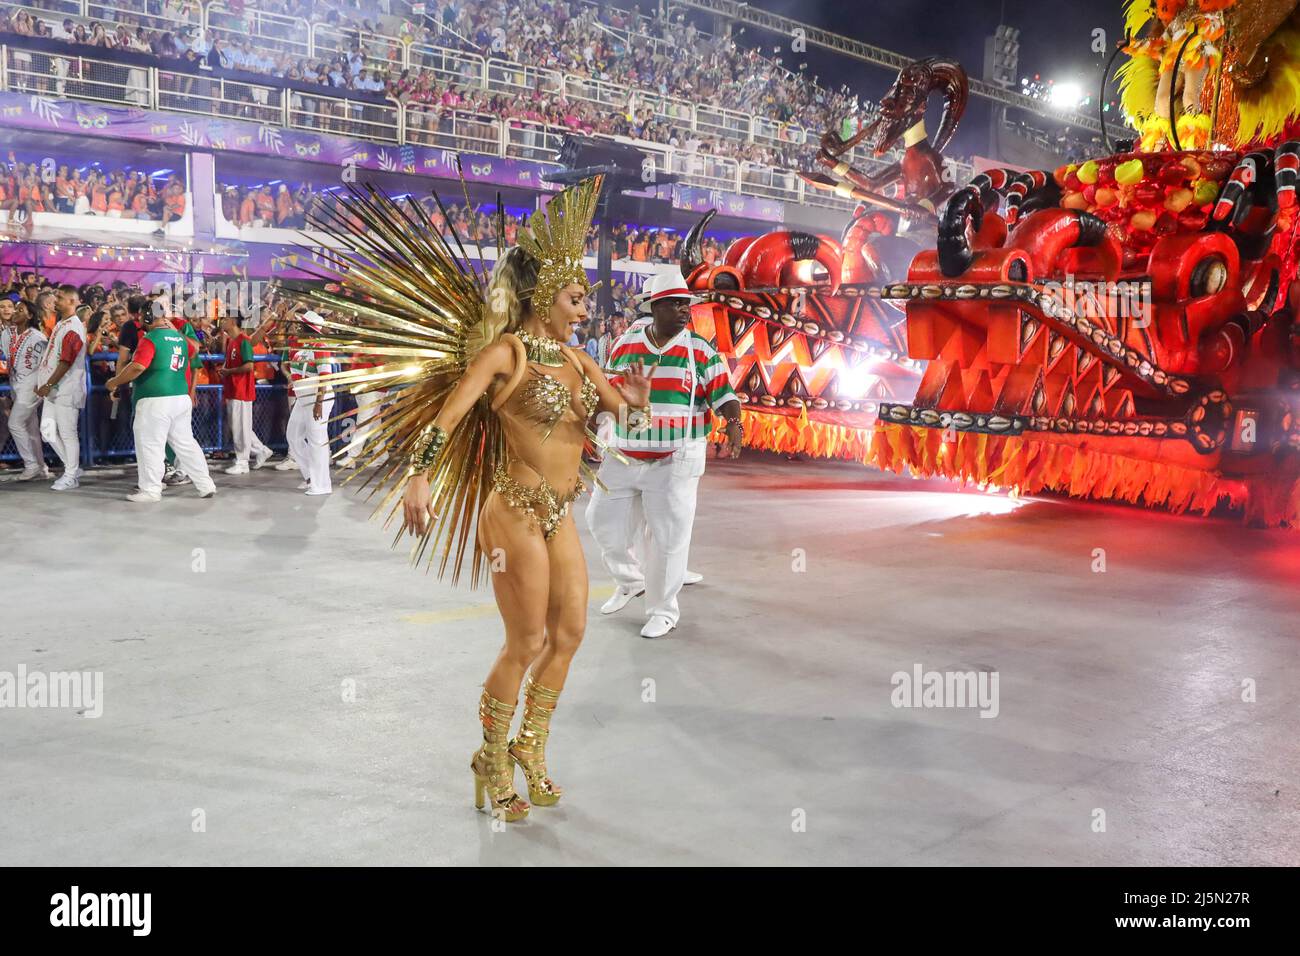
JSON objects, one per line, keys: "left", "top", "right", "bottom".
{"left": 493, "top": 332, "right": 598, "bottom": 439}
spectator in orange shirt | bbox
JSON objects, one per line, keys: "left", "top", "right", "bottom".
{"left": 275, "top": 184, "right": 293, "bottom": 225}
{"left": 159, "top": 182, "right": 186, "bottom": 230}
{"left": 239, "top": 190, "right": 256, "bottom": 226}
{"left": 36, "top": 290, "right": 57, "bottom": 336}
{"left": 54, "top": 166, "right": 74, "bottom": 213}
{"left": 255, "top": 186, "right": 274, "bottom": 225}
{"left": 252, "top": 340, "right": 276, "bottom": 381}
{"left": 90, "top": 174, "right": 108, "bottom": 214}
{"left": 655, "top": 230, "right": 674, "bottom": 261}
{"left": 127, "top": 187, "right": 149, "bottom": 220}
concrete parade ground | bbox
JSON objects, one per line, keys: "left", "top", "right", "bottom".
{"left": 2, "top": 452, "right": 1298, "bottom": 866}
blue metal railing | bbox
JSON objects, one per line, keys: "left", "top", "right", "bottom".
{"left": 1, "top": 353, "right": 359, "bottom": 468}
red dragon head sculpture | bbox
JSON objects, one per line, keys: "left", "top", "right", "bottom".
{"left": 870, "top": 145, "right": 1300, "bottom": 524}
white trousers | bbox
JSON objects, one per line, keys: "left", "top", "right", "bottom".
{"left": 288, "top": 396, "right": 333, "bottom": 492}
{"left": 345, "top": 388, "right": 388, "bottom": 460}
{"left": 134, "top": 395, "right": 215, "bottom": 496}
{"left": 586, "top": 440, "right": 705, "bottom": 626}
{"left": 8, "top": 391, "right": 45, "bottom": 472}
{"left": 227, "top": 398, "right": 271, "bottom": 465}
{"left": 39, "top": 402, "right": 81, "bottom": 478}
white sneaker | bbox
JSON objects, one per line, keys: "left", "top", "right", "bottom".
{"left": 338, "top": 457, "right": 358, "bottom": 469}
{"left": 127, "top": 489, "right": 162, "bottom": 503}
{"left": 50, "top": 475, "right": 79, "bottom": 491}
{"left": 683, "top": 570, "right": 703, "bottom": 585}
{"left": 253, "top": 447, "right": 272, "bottom": 469}
{"left": 163, "top": 469, "right": 191, "bottom": 486}
{"left": 274, "top": 457, "right": 299, "bottom": 471}
{"left": 17, "top": 466, "right": 50, "bottom": 481}
{"left": 297, "top": 479, "right": 311, "bottom": 490}
{"left": 305, "top": 487, "right": 332, "bottom": 496}
{"left": 225, "top": 462, "right": 250, "bottom": 475}
{"left": 640, "top": 615, "right": 676, "bottom": 639}
{"left": 198, "top": 487, "right": 217, "bottom": 499}
{"left": 601, "top": 585, "right": 645, "bottom": 615}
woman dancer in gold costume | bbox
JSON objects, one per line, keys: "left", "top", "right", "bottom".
{"left": 289, "top": 176, "right": 653, "bottom": 823}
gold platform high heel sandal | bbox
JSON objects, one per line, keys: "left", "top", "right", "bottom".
{"left": 508, "top": 676, "right": 563, "bottom": 806}
{"left": 471, "top": 690, "right": 529, "bottom": 823}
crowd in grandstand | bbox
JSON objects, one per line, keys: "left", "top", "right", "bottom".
{"left": 0, "top": 155, "right": 187, "bottom": 229}
{"left": 214, "top": 179, "right": 729, "bottom": 263}
{"left": 417, "top": 1, "right": 854, "bottom": 133}
{"left": 0, "top": 0, "right": 848, "bottom": 175}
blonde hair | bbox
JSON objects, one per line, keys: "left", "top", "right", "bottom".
{"left": 471, "top": 245, "right": 540, "bottom": 356}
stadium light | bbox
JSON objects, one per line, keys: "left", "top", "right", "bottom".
{"left": 983, "top": 24, "right": 1019, "bottom": 89}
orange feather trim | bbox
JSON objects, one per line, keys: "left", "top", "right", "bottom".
{"left": 868, "top": 423, "right": 1300, "bottom": 526}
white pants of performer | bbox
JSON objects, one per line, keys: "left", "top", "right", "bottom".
{"left": 134, "top": 395, "right": 215, "bottom": 496}
{"left": 586, "top": 439, "right": 706, "bottom": 627}
{"left": 8, "top": 390, "right": 45, "bottom": 472}
{"left": 288, "top": 396, "right": 333, "bottom": 493}
{"left": 227, "top": 398, "right": 271, "bottom": 466}
{"left": 39, "top": 403, "right": 81, "bottom": 479}
{"left": 345, "top": 388, "right": 388, "bottom": 461}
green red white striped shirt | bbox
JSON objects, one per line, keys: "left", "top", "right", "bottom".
{"left": 606, "top": 323, "right": 737, "bottom": 460}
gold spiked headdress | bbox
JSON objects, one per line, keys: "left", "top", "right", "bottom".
{"left": 515, "top": 175, "right": 603, "bottom": 319}
{"left": 279, "top": 171, "right": 606, "bottom": 586}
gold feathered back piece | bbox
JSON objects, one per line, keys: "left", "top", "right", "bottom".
{"left": 281, "top": 173, "right": 603, "bottom": 585}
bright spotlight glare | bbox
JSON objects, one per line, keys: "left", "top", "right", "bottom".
{"left": 1048, "top": 82, "right": 1083, "bottom": 109}
{"left": 838, "top": 362, "right": 876, "bottom": 399}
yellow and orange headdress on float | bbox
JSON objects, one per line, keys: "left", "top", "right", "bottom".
{"left": 1118, "top": 0, "right": 1300, "bottom": 151}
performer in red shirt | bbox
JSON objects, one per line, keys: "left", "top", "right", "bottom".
{"left": 217, "top": 313, "right": 273, "bottom": 474}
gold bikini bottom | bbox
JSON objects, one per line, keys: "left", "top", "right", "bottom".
{"left": 491, "top": 464, "right": 585, "bottom": 540}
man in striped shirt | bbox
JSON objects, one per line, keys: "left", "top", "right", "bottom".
{"left": 587, "top": 268, "right": 743, "bottom": 639}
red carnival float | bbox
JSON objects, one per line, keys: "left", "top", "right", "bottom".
{"left": 696, "top": 0, "right": 1300, "bottom": 525}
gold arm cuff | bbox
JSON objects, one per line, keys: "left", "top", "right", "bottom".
{"left": 408, "top": 424, "right": 449, "bottom": 477}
